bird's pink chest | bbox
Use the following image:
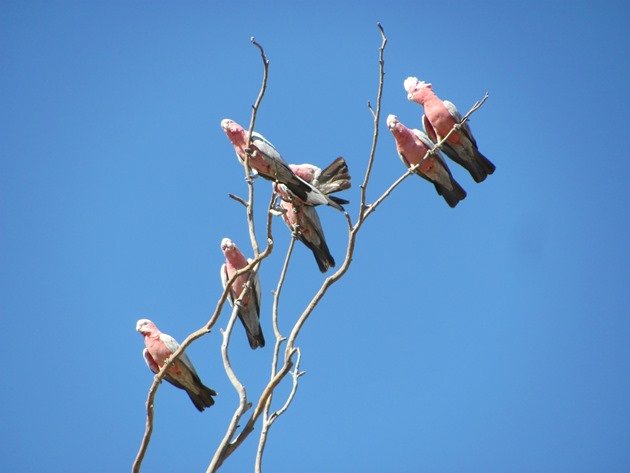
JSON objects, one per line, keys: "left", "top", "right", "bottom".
{"left": 399, "top": 134, "right": 428, "bottom": 166}
{"left": 227, "top": 263, "right": 254, "bottom": 307}
{"left": 426, "top": 102, "right": 460, "bottom": 144}
{"left": 281, "top": 201, "right": 299, "bottom": 227}
{"left": 145, "top": 338, "right": 170, "bottom": 366}
{"left": 146, "top": 338, "right": 185, "bottom": 376}
{"left": 236, "top": 145, "right": 271, "bottom": 174}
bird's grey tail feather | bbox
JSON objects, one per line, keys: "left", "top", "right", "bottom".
{"left": 475, "top": 149, "right": 496, "bottom": 176}
{"left": 244, "top": 323, "right": 265, "bottom": 349}
{"left": 188, "top": 385, "right": 217, "bottom": 412}
{"left": 435, "top": 179, "right": 467, "bottom": 208}
{"left": 300, "top": 236, "right": 335, "bottom": 273}
{"left": 317, "top": 157, "right": 352, "bottom": 195}
{"left": 329, "top": 195, "right": 349, "bottom": 206}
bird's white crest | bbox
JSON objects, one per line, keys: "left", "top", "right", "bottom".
{"left": 220, "top": 118, "right": 232, "bottom": 130}
{"left": 386, "top": 114, "right": 399, "bottom": 129}
{"left": 403, "top": 76, "right": 419, "bottom": 93}
{"left": 221, "top": 238, "right": 235, "bottom": 251}
{"left": 136, "top": 318, "right": 154, "bottom": 332}
{"left": 404, "top": 76, "right": 431, "bottom": 98}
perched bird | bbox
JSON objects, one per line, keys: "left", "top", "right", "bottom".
{"left": 136, "top": 319, "right": 217, "bottom": 411}
{"left": 290, "top": 157, "right": 352, "bottom": 197}
{"left": 387, "top": 114, "right": 466, "bottom": 208}
{"left": 280, "top": 198, "right": 336, "bottom": 272}
{"left": 220, "top": 238, "right": 265, "bottom": 349}
{"left": 404, "top": 77, "right": 495, "bottom": 183}
{"left": 221, "top": 119, "right": 344, "bottom": 211}
{"left": 276, "top": 157, "right": 351, "bottom": 272}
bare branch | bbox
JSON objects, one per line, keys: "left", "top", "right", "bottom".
{"left": 241, "top": 38, "right": 270, "bottom": 256}
{"left": 254, "top": 236, "right": 296, "bottom": 473}
{"left": 247, "top": 37, "right": 270, "bottom": 147}
{"left": 210, "top": 297, "right": 253, "bottom": 467}
{"left": 359, "top": 23, "right": 387, "bottom": 215}
{"left": 367, "top": 100, "right": 376, "bottom": 119}
{"left": 207, "top": 348, "right": 298, "bottom": 472}
{"left": 270, "top": 347, "right": 304, "bottom": 423}
{"left": 228, "top": 193, "right": 248, "bottom": 207}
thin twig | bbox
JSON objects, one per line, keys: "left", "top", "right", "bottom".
{"left": 359, "top": 22, "right": 387, "bottom": 216}
{"left": 247, "top": 37, "right": 270, "bottom": 147}
{"left": 207, "top": 348, "right": 298, "bottom": 472}
{"left": 270, "top": 348, "right": 304, "bottom": 422}
{"left": 243, "top": 38, "right": 270, "bottom": 257}
{"left": 228, "top": 193, "right": 248, "bottom": 207}
{"left": 209, "top": 298, "right": 253, "bottom": 467}
{"left": 254, "top": 236, "right": 296, "bottom": 473}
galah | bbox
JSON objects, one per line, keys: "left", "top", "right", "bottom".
{"left": 220, "top": 238, "right": 265, "bottom": 349}
{"left": 290, "top": 157, "right": 352, "bottom": 197}
{"left": 404, "top": 77, "right": 495, "bottom": 183}
{"left": 276, "top": 157, "right": 351, "bottom": 272}
{"left": 136, "top": 319, "right": 217, "bottom": 411}
{"left": 387, "top": 114, "right": 466, "bottom": 208}
{"left": 220, "top": 119, "right": 344, "bottom": 211}
{"left": 280, "top": 198, "right": 335, "bottom": 272}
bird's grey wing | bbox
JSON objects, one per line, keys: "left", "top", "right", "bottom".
{"left": 252, "top": 132, "right": 287, "bottom": 164}
{"left": 220, "top": 263, "right": 235, "bottom": 307}
{"left": 443, "top": 100, "right": 477, "bottom": 146}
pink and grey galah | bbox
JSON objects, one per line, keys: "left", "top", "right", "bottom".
{"left": 387, "top": 114, "right": 466, "bottom": 208}
{"left": 279, "top": 198, "right": 336, "bottom": 272}
{"left": 289, "top": 157, "right": 352, "bottom": 198}
{"left": 136, "top": 319, "right": 217, "bottom": 411}
{"left": 221, "top": 119, "right": 345, "bottom": 211}
{"left": 220, "top": 238, "right": 265, "bottom": 349}
{"left": 276, "top": 157, "right": 352, "bottom": 272}
{"left": 404, "top": 77, "right": 495, "bottom": 183}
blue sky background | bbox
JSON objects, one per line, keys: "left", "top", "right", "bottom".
{"left": 2, "top": 1, "right": 629, "bottom": 472}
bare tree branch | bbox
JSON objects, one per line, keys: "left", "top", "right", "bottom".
{"left": 359, "top": 22, "right": 387, "bottom": 215}
{"left": 228, "top": 193, "right": 248, "bottom": 207}
{"left": 246, "top": 37, "right": 270, "bottom": 148}
{"left": 269, "top": 347, "right": 304, "bottom": 422}
{"left": 241, "top": 37, "right": 270, "bottom": 257}
{"left": 209, "top": 298, "right": 254, "bottom": 468}
{"left": 254, "top": 235, "right": 296, "bottom": 473}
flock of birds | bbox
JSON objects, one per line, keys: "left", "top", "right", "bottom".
{"left": 136, "top": 77, "right": 495, "bottom": 411}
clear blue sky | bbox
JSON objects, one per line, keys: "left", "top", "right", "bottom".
{"left": 2, "top": 1, "right": 629, "bottom": 472}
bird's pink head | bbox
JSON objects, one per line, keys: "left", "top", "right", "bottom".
{"left": 136, "top": 318, "right": 158, "bottom": 336}
{"left": 221, "top": 118, "right": 246, "bottom": 145}
{"left": 386, "top": 114, "right": 401, "bottom": 131}
{"left": 221, "top": 237, "right": 237, "bottom": 256}
{"left": 289, "top": 163, "right": 319, "bottom": 183}
{"left": 404, "top": 77, "right": 432, "bottom": 103}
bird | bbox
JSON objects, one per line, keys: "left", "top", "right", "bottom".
{"left": 289, "top": 156, "right": 351, "bottom": 197}
{"left": 276, "top": 157, "right": 351, "bottom": 272}
{"left": 220, "top": 238, "right": 265, "bottom": 349}
{"left": 387, "top": 114, "right": 466, "bottom": 208}
{"left": 221, "top": 119, "right": 344, "bottom": 210}
{"left": 136, "top": 318, "right": 217, "bottom": 411}
{"left": 404, "top": 77, "right": 495, "bottom": 183}
{"left": 279, "top": 198, "right": 336, "bottom": 272}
